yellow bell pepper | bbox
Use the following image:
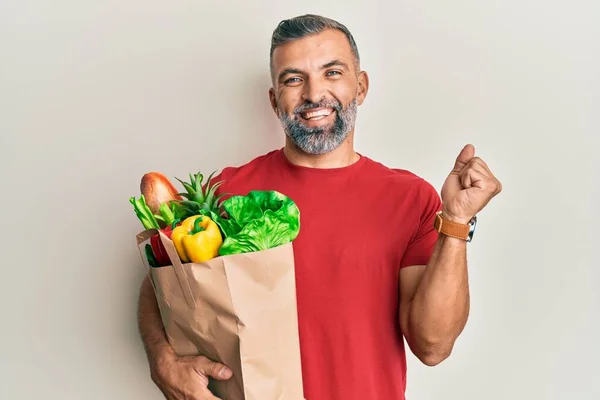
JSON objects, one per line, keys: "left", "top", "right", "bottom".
{"left": 171, "top": 215, "right": 223, "bottom": 263}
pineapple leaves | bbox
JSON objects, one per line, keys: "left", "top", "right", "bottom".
{"left": 171, "top": 170, "right": 228, "bottom": 221}
{"left": 175, "top": 178, "right": 195, "bottom": 199}
{"left": 205, "top": 180, "right": 225, "bottom": 207}
{"left": 194, "top": 172, "right": 203, "bottom": 191}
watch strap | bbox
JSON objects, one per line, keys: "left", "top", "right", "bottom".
{"left": 434, "top": 212, "right": 475, "bottom": 241}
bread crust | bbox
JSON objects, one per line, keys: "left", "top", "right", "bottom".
{"left": 140, "top": 172, "right": 182, "bottom": 214}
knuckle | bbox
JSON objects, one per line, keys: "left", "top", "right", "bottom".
{"left": 205, "top": 359, "right": 215, "bottom": 370}
{"left": 197, "top": 356, "right": 217, "bottom": 373}
{"left": 196, "top": 355, "right": 209, "bottom": 364}
{"left": 195, "top": 356, "right": 212, "bottom": 373}
{"left": 209, "top": 361, "right": 222, "bottom": 377}
{"left": 488, "top": 180, "right": 499, "bottom": 193}
{"left": 473, "top": 157, "right": 489, "bottom": 169}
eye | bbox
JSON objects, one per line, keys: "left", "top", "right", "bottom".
{"left": 326, "top": 70, "right": 342, "bottom": 77}
{"left": 284, "top": 77, "right": 302, "bottom": 86}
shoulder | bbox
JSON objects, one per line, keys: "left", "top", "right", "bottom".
{"left": 210, "top": 149, "right": 280, "bottom": 195}
{"left": 360, "top": 156, "right": 442, "bottom": 217}
{"left": 362, "top": 155, "right": 438, "bottom": 194}
{"left": 213, "top": 149, "right": 277, "bottom": 179}
{"left": 357, "top": 156, "right": 442, "bottom": 236}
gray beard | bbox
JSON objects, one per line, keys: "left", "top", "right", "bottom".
{"left": 278, "top": 98, "right": 357, "bottom": 155}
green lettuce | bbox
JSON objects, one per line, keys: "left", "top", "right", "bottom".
{"left": 211, "top": 190, "right": 300, "bottom": 256}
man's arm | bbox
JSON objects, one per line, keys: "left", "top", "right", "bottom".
{"left": 138, "top": 275, "right": 176, "bottom": 370}
{"left": 398, "top": 233, "right": 469, "bottom": 366}
{"left": 137, "top": 276, "right": 232, "bottom": 400}
{"left": 399, "top": 144, "right": 501, "bottom": 366}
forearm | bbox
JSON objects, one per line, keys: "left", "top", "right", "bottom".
{"left": 138, "top": 275, "right": 174, "bottom": 366}
{"left": 405, "top": 235, "right": 470, "bottom": 364}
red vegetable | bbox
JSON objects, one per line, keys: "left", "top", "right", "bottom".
{"left": 150, "top": 225, "right": 175, "bottom": 266}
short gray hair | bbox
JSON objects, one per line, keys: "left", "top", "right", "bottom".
{"left": 270, "top": 14, "right": 360, "bottom": 72}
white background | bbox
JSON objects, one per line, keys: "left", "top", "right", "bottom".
{"left": 1, "top": 1, "right": 598, "bottom": 399}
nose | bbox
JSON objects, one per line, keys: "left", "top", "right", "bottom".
{"left": 301, "top": 79, "right": 327, "bottom": 104}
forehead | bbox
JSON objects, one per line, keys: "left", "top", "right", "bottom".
{"left": 271, "top": 29, "right": 355, "bottom": 72}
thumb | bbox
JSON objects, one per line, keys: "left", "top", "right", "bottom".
{"left": 195, "top": 356, "right": 233, "bottom": 380}
{"left": 451, "top": 144, "right": 475, "bottom": 174}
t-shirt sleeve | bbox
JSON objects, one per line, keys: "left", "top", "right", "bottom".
{"left": 399, "top": 179, "right": 443, "bottom": 268}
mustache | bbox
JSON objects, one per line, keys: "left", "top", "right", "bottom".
{"left": 293, "top": 99, "right": 342, "bottom": 115}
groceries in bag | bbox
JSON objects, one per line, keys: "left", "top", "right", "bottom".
{"left": 129, "top": 169, "right": 306, "bottom": 400}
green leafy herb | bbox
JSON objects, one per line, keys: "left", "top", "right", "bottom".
{"left": 145, "top": 244, "right": 159, "bottom": 268}
{"left": 214, "top": 190, "right": 300, "bottom": 256}
{"left": 207, "top": 210, "right": 242, "bottom": 238}
{"left": 130, "top": 195, "right": 161, "bottom": 230}
{"left": 155, "top": 202, "right": 176, "bottom": 227}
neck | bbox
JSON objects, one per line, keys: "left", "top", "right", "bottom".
{"left": 283, "top": 133, "right": 360, "bottom": 169}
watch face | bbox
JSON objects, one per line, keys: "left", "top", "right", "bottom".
{"left": 467, "top": 216, "right": 477, "bottom": 242}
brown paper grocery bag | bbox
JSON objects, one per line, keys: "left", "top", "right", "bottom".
{"left": 136, "top": 228, "right": 305, "bottom": 400}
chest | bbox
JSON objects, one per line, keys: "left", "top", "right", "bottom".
{"left": 219, "top": 167, "right": 424, "bottom": 315}
{"left": 221, "top": 173, "right": 418, "bottom": 284}
{"left": 291, "top": 183, "right": 416, "bottom": 280}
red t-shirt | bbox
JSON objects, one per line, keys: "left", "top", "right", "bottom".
{"left": 213, "top": 148, "right": 442, "bottom": 400}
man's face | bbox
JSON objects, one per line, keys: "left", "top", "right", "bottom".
{"left": 269, "top": 29, "right": 369, "bottom": 155}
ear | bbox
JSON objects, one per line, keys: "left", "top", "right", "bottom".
{"left": 268, "top": 87, "right": 279, "bottom": 116}
{"left": 356, "top": 70, "right": 369, "bottom": 105}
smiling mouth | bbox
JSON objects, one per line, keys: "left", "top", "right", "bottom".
{"left": 299, "top": 108, "right": 335, "bottom": 121}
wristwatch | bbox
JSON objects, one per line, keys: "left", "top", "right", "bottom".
{"left": 434, "top": 212, "right": 477, "bottom": 242}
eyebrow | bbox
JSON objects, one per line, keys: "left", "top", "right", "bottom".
{"left": 277, "top": 59, "right": 350, "bottom": 82}
{"left": 322, "top": 59, "right": 349, "bottom": 70}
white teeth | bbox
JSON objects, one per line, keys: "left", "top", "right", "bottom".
{"left": 302, "top": 109, "right": 333, "bottom": 119}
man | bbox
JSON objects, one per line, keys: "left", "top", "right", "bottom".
{"left": 137, "top": 14, "right": 502, "bottom": 400}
